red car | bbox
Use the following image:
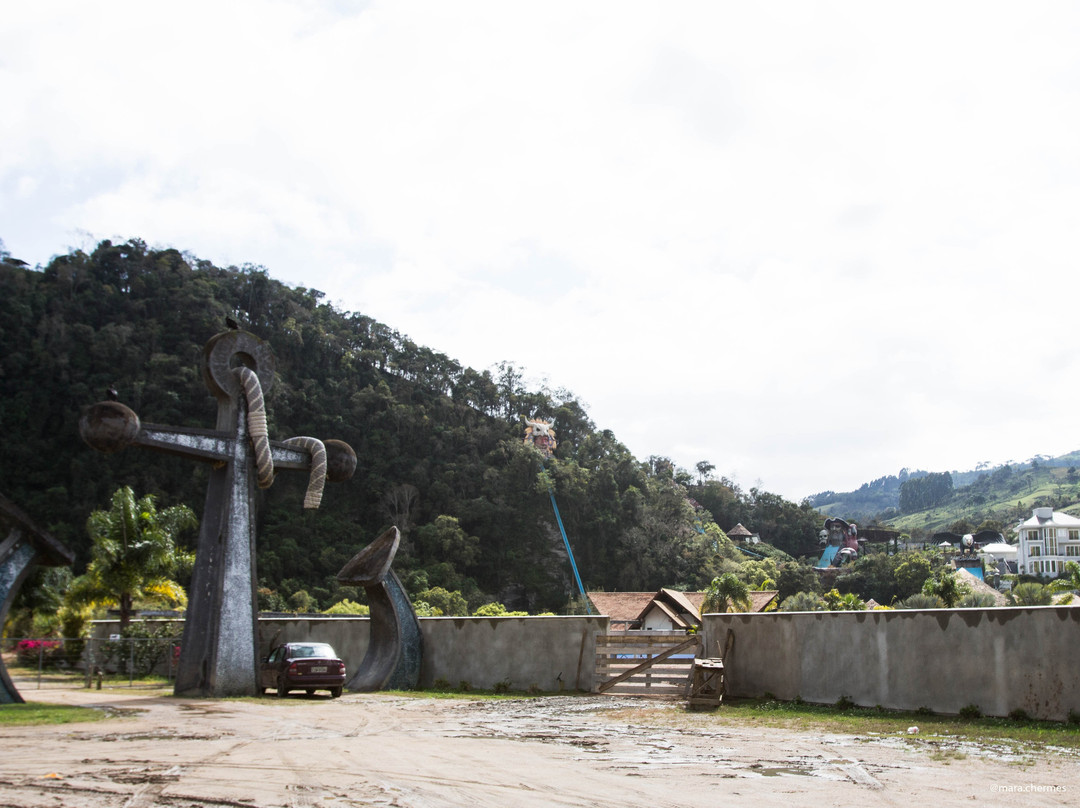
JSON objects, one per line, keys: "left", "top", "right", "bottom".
{"left": 260, "top": 642, "right": 346, "bottom": 698}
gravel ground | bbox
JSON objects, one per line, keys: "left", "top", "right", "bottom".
{"left": 1, "top": 685, "right": 1076, "bottom": 807}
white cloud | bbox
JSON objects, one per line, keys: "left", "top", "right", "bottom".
{"left": 3, "top": 0, "right": 1080, "bottom": 499}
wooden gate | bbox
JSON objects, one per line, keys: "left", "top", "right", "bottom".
{"left": 594, "top": 631, "right": 700, "bottom": 697}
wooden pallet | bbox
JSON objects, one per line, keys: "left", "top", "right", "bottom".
{"left": 594, "top": 632, "right": 700, "bottom": 697}
{"left": 687, "top": 658, "right": 725, "bottom": 709}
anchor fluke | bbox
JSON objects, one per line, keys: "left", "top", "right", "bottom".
{"left": 337, "top": 527, "right": 423, "bottom": 691}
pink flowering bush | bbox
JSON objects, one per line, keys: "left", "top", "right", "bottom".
{"left": 14, "top": 639, "right": 62, "bottom": 665}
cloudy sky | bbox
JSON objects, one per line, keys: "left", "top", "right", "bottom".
{"left": 3, "top": 1, "right": 1079, "bottom": 500}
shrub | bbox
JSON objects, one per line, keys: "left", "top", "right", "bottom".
{"left": 1008, "top": 582, "right": 1052, "bottom": 606}
{"left": 956, "top": 592, "right": 997, "bottom": 608}
{"left": 14, "top": 639, "right": 62, "bottom": 666}
{"left": 958, "top": 704, "right": 982, "bottom": 719}
{"left": 322, "top": 599, "right": 370, "bottom": 615}
{"left": 779, "top": 591, "right": 825, "bottom": 612}
{"left": 894, "top": 593, "right": 945, "bottom": 610}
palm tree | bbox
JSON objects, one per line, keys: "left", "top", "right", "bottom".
{"left": 1007, "top": 582, "right": 1052, "bottom": 606}
{"left": 779, "top": 591, "right": 825, "bottom": 612}
{"left": 66, "top": 487, "right": 197, "bottom": 628}
{"left": 702, "top": 573, "right": 752, "bottom": 613}
{"left": 1048, "top": 561, "right": 1080, "bottom": 601}
{"left": 895, "top": 593, "right": 945, "bottom": 609}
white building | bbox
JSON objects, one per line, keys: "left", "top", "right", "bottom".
{"left": 1016, "top": 507, "right": 1080, "bottom": 577}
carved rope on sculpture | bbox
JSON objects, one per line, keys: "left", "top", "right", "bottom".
{"left": 283, "top": 436, "right": 327, "bottom": 509}
{"left": 235, "top": 366, "right": 275, "bottom": 490}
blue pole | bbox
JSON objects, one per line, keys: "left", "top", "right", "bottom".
{"left": 542, "top": 468, "right": 591, "bottom": 613}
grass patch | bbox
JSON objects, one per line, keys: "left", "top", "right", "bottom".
{"left": 712, "top": 697, "right": 1080, "bottom": 749}
{"left": 0, "top": 702, "right": 113, "bottom": 726}
{"left": 9, "top": 669, "right": 175, "bottom": 692}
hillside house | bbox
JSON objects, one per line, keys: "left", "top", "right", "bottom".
{"left": 1016, "top": 507, "right": 1080, "bottom": 577}
{"left": 727, "top": 523, "right": 758, "bottom": 543}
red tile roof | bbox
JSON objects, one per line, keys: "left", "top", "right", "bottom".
{"left": 588, "top": 588, "right": 778, "bottom": 627}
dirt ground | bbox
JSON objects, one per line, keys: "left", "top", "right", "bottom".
{"left": 1, "top": 682, "right": 1076, "bottom": 807}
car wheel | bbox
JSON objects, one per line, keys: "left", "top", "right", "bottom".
{"left": 305, "top": 688, "right": 315, "bottom": 696}
{"left": 330, "top": 686, "right": 342, "bottom": 698}
{"left": 276, "top": 677, "right": 289, "bottom": 698}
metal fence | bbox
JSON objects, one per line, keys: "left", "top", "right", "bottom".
{"left": 4, "top": 636, "right": 181, "bottom": 690}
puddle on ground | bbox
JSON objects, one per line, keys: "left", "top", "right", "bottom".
{"left": 757, "top": 766, "right": 812, "bottom": 777}
{"left": 92, "top": 706, "right": 147, "bottom": 719}
{"left": 69, "top": 730, "right": 227, "bottom": 743}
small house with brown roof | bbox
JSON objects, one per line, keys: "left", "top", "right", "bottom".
{"left": 588, "top": 587, "right": 778, "bottom": 631}
{"left": 727, "top": 523, "right": 755, "bottom": 542}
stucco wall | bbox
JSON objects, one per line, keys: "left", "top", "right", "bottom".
{"left": 255, "top": 614, "right": 608, "bottom": 692}
{"left": 703, "top": 606, "right": 1080, "bottom": 721}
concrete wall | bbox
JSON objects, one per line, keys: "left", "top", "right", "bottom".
{"left": 257, "top": 614, "right": 609, "bottom": 692}
{"left": 703, "top": 606, "right": 1080, "bottom": 721}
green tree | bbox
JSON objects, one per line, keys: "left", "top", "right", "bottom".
{"left": 287, "top": 590, "right": 317, "bottom": 613}
{"left": 738, "top": 558, "right": 778, "bottom": 589}
{"left": 899, "top": 472, "right": 954, "bottom": 513}
{"left": 893, "top": 554, "right": 933, "bottom": 601}
{"left": 775, "top": 561, "right": 820, "bottom": 601}
{"left": 65, "top": 487, "right": 196, "bottom": 628}
{"left": 414, "top": 515, "right": 481, "bottom": 568}
{"left": 702, "top": 573, "right": 752, "bottom": 613}
{"left": 416, "top": 586, "right": 468, "bottom": 616}
{"left": 922, "top": 570, "right": 969, "bottom": 608}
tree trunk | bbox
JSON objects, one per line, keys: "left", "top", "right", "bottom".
{"left": 119, "top": 592, "right": 133, "bottom": 629}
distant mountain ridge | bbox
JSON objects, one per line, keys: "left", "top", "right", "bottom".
{"left": 808, "top": 451, "right": 1080, "bottom": 523}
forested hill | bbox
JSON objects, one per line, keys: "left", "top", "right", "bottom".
{"left": 0, "top": 238, "right": 820, "bottom": 612}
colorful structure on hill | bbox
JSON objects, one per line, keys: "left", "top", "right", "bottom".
{"left": 523, "top": 416, "right": 589, "bottom": 611}
{"left": 817, "top": 517, "right": 862, "bottom": 568}
{"left": 523, "top": 418, "right": 557, "bottom": 458}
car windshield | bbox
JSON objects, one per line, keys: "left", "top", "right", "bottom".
{"left": 289, "top": 643, "right": 336, "bottom": 659}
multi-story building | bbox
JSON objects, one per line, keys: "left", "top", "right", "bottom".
{"left": 1016, "top": 506, "right": 1080, "bottom": 577}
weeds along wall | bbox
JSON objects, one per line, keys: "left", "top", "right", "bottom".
{"left": 703, "top": 606, "right": 1080, "bottom": 721}
{"left": 258, "top": 614, "right": 610, "bottom": 692}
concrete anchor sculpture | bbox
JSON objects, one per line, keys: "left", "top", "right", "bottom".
{"left": 79, "top": 328, "right": 356, "bottom": 697}
{"left": 0, "top": 494, "right": 75, "bottom": 703}
{"left": 336, "top": 526, "right": 422, "bottom": 691}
